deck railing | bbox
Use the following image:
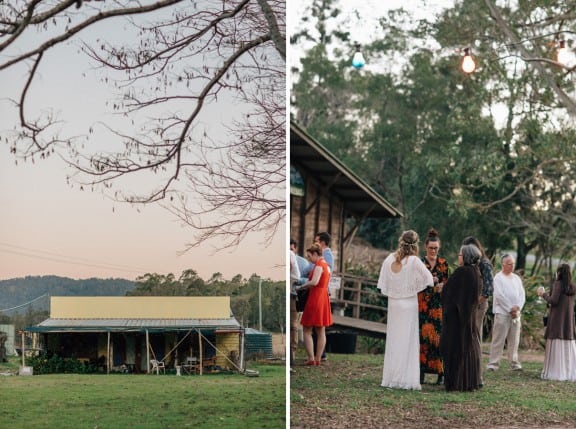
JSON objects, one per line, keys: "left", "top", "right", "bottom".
{"left": 330, "top": 272, "right": 388, "bottom": 322}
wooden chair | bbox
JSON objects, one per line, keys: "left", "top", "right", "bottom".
{"left": 183, "top": 356, "right": 200, "bottom": 375}
{"left": 150, "top": 359, "right": 165, "bottom": 374}
{"left": 202, "top": 356, "right": 217, "bottom": 372}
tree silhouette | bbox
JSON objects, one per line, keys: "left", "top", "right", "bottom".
{"left": 1, "top": 0, "right": 285, "bottom": 249}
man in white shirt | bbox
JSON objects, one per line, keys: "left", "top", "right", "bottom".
{"left": 289, "top": 239, "right": 301, "bottom": 371}
{"left": 487, "top": 254, "right": 526, "bottom": 371}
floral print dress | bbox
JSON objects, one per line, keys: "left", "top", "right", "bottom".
{"left": 418, "top": 256, "right": 450, "bottom": 376}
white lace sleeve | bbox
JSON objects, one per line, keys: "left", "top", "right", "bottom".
{"left": 377, "top": 254, "right": 394, "bottom": 295}
{"left": 377, "top": 255, "right": 433, "bottom": 299}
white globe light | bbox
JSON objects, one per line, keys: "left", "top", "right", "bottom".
{"left": 557, "top": 46, "right": 573, "bottom": 67}
{"left": 462, "top": 54, "right": 476, "bottom": 73}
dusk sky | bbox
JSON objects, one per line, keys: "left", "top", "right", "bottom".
{"left": 0, "top": 150, "right": 285, "bottom": 281}
{"left": 289, "top": 0, "right": 451, "bottom": 65}
{"left": 0, "top": 5, "right": 285, "bottom": 282}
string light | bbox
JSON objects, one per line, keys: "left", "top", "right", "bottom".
{"left": 556, "top": 39, "right": 571, "bottom": 66}
{"left": 352, "top": 43, "right": 365, "bottom": 69}
{"left": 461, "top": 47, "right": 476, "bottom": 73}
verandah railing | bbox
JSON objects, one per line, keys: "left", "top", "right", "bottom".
{"left": 330, "top": 273, "right": 388, "bottom": 323}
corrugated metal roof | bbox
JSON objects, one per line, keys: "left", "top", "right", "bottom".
{"left": 244, "top": 328, "right": 269, "bottom": 335}
{"left": 26, "top": 318, "right": 242, "bottom": 333}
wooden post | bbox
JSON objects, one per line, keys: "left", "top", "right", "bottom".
{"left": 353, "top": 279, "right": 361, "bottom": 319}
{"left": 106, "top": 332, "right": 110, "bottom": 375}
{"left": 146, "top": 330, "right": 150, "bottom": 374}
{"left": 198, "top": 330, "right": 203, "bottom": 376}
{"left": 239, "top": 329, "right": 245, "bottom": 372}
{"left": 258, "top": 277, "right": 262, "bottom": 331}
{"left": 21, "top": 331, "right": 25, "bottom": 367}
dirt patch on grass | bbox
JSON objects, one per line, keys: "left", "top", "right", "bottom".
{"left": 518, "top": 349, "right": 544, "bottom": 363}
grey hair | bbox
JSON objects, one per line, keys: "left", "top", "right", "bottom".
{"left": 460, "top": 244, "right": 481, "bottom": 266}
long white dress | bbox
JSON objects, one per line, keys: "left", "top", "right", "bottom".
{"left": 377, "top": 254, "right": 433, "bottom": 389}
{"left": 541, "top": 340, "right": 576, "bottom": 381}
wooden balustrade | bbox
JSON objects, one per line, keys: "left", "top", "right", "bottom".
{"left": 330, "top": 273, "right": 388, "bottom": 323}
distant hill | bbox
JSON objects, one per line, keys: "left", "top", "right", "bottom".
{"left": 0, "top": 276, "right": 135, "bottom": 315}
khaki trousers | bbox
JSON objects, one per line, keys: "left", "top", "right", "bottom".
{"left": 290, "top": 296, "right": 299, "bottom": 364}
{"left": 487, "top": 313, "right": 522, "bottom": 369}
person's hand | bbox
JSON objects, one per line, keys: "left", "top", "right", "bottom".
{"left": 537, "top": 286, "right": 545, "bottom": 297}
{"left": 433, "top": 276, "right": 439, "bottom": 285}
{"left": 435, "top": 282, "right": 444, "bottom": 293}
{"left": 478, "top": 295, "right": 487, "bottom": 305}
{"left": 510, "top": 306, "right": 520, "bottom": 319}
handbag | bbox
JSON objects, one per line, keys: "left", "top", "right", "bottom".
{"left": 296, "top": 288, "right": 309, "bottom": 312}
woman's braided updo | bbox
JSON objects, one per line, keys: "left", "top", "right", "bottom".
{"left": 395, "top": 230, "right": 419, "bottom": 263}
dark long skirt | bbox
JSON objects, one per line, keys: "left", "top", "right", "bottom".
{"left": 440, "top": 265, "right": 482, "bottom": 391}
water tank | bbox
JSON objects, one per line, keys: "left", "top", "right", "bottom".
{"left": 244, "top": 328, "right": 272, "bottom": 359}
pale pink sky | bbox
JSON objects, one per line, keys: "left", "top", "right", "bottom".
{"left": 0, "top": 146, "right": 285, "bottom": 281}
{"left": 0, "top": 9, "right": 285, "bottom": 282}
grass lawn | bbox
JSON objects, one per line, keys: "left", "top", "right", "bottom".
{"left": 0, "top": 358, "right": 286, "bottom": 429}
{"left": 290, "top": 348, "right": 576, "bottom": 429}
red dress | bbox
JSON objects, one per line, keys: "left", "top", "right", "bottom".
{"left": 300, "top": 257, "right": 333, "bottom": 327}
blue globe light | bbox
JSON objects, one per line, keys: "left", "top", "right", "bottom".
{"left": 352, "top": 51, "right": 365, "bottom": 69}
{"left": 352, "top": 43, "right": 365, "bottom": 69}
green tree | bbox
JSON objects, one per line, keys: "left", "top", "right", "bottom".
{"left": 430, "top": 0, "right": 576, "bottom": 269}
{"left": 128, "top": 273, "right": 187, "bottom": 296}
{"left": 180, "top": 269, "right": 208, "bottom": 296}
{"left": 292, "top": 1, "right": 576, "bottom": 277}
{"left": 126, "top": 270, "right": 284, "bottom": 331}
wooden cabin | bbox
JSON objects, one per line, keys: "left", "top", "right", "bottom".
{"left": 24, "top": 296, "right": 244, "bottom": 375}
{"left": 290, "top": 121, "right": 402, "bottom": 273}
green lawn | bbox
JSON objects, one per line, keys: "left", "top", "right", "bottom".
{"left": 0, "top": 358, "right": 286, "bottom": 429}
{"left": 291, "top": 350, "right": 576, "bottom": 429}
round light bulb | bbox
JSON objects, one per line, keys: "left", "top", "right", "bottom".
{"left": 557, "top": 40, "right": 572, "bottom": 66}
{"left": 352, "top": 51, "right": 365, "bottom": 69}
{"left": 462, "top": 52, "right": 476, "bottom": 73}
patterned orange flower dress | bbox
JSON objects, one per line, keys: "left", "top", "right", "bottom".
{"left": 418, "top": 256, "right": 450, "bottom": 377}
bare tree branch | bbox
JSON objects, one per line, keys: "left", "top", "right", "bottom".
{"left": 484, "top": 0, "right": 576, "bottom": 117}
{"left": 1, "top": 0, "right": 286, "bottom": 249}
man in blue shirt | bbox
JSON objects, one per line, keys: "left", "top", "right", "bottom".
{"left": 314, "top": 232, "right": 334, "bottom": 272}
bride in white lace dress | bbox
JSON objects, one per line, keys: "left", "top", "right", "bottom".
{"left": 377, "top": 230, "right": 433, "bottom": 390}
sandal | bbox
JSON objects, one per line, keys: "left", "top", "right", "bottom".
{"left": 304, "top": 360, "right": 317, "bottom": 366}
